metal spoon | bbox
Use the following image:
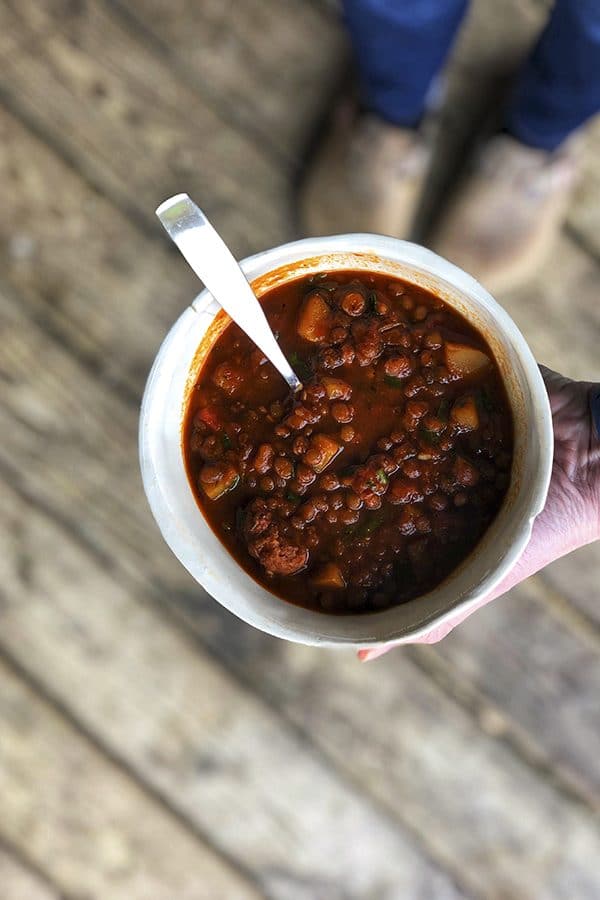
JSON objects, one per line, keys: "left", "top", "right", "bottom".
{"left": 156, "top": 194, "right": 303, "bottom": 393}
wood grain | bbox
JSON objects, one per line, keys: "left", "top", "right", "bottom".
{"left": 0, "top": 0, "right": 71, "bottom": 60}
{"left": 569, "top": 117, "right": 600, "bottom": 258}
{"left": 0, "top": 105, "right": 198, "bottom": 403}
{"left": 1, "top": 0, "right": 600, "bottom": 893}
{"left": 105, "top": 0, "right": 347, "bottom": 163}
{"left": 0, "top": 478, "right": 465, "bottom": 900}
{"left": 218, "top": 639, "right": 600, "bottom": 900}
{"left": 0, "top": 847, "right": 58, "bottom": 900}
{"left": 497, "top": 239, "right": 600, "bottom": 384}
{"left": 0, "top": 0, "right": 290, "bottom": 256}
{"left": 0, "top": 661, "right": 261, "bottom": 900}
{"left": 1, "top": 253, "right": 600, "bottom": 896}
{"left": 1, "top": 89, "right": 599, "bottom": 892}
{"left": 543, "top": 544, "right": 600, "bottom": 628}
{"left": 414, "top": 581, "right": 600, "bottom": 806}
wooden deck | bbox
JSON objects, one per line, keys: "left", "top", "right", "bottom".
{"left": 1, "top": 1, "right": 599, "bottom": 897}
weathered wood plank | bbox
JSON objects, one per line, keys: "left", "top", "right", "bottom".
{"left": 499, "top": 237, "right": 600, "bottom": 383}
{"left": 2, "top": 259, "right": 600, "bottom": 898}
{"left": 1, "top": 94, "right": 600, "bottom": 892}
{"left": 1, "top": 2, "right": 598, "bottom": 896}
{"left": 208, "top": 638, "right": 600, "bottom": 900}
{"left": 106, "top": 0, "right": 346, "bottom": 163}
{"left": 0, "top": 0, "right": 70, "bottom": 59}
{"left": 0, "top": 0, "right": 290, "bottom": 255}
{"left": 0, "top": 105, "right": 198, "bottom": 402}
{"left": 452, "top": 0, "right": 545, "bottom": 73}
{"left": 0, "top": 478, "right": 466, "bottom": 900}
{"left": 543, "top": 544, "right": 600, "bottom": 628}
{"left": 414, "top": 581, "right": 600, "bottom": 806}
{"left": 0, "top": 846, "right": 58, "bottom": 900}
{"left": 568, "top": 116, "right": 600, "bottom": 258}
{"left": 0, "top": 660, "right": 260, "bottom": 900}
{"left": 1, "top": 92, "right": 598, "bottom": 459}
{"left": 3, "top": 196, "right": 599, "bottom": 810}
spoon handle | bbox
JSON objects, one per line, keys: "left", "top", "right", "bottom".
{"left": 156, "top": 194, "right": 302, "bottom": 393}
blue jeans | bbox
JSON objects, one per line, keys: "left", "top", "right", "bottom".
{"left": 343, "top": 0, "right": 600, "bottom": 151}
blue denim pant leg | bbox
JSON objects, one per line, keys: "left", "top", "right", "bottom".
{"left": 343, "top": 0, "right": 600, "bottom": 149}
{"left": 506, "top": 0, "right": 600, "bottom": 151}
{"left": 342, "top": 0, "right": 468, "bottom": 127}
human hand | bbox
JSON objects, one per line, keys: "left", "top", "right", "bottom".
{"left": 358, "top": 366, "right": 600, "bottom": 661}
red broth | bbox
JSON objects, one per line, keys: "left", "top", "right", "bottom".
{"left": 183, "top": 271, "right": 513, "bottom": 614}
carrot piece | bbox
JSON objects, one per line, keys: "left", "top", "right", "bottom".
{"left": 197, "top": 406, "right": 221, "bottom": 431}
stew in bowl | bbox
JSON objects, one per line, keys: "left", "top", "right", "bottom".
{"left": 183, "top": 269, "right": 513, "bottom": 615}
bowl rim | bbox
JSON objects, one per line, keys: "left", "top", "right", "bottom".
{"left": 139, "top": 233, "right": 553, "bottom": 647}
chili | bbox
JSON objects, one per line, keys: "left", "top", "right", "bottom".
{"left": 183, "top": 271, "right": 513, "bottom": 614}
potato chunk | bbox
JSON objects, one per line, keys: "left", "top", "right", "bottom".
{"left": 450, "top": 395, "right": 480, "bottom": 431}
{"left": 445, "top": 342, "right": 491, "bottom": 377}
{"left": 321, "top": 376, "right": 352, "bottom": 400}
{"left": 297, "top": 292, "right": 331, "bottom": 343}
{"left": 304, "top": 434, "right": 343, "bottom": 473}
{"left": 311, "top": 562, "right": 346, "bottom": 589}
{"left": 199, "top": 463, "right": 239, "bottom": 500}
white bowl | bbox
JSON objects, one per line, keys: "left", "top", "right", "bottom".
{"left": 139, "top": 234, "right": 553, "bottom": 648}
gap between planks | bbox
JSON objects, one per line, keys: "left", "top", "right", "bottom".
{"left": 1, "top": 243, "right": 600, "bottom": 888}
{"left": 0, "top": 646, "right": 272, "bottom": 899}
{"left": 1, "top": 441, "right": 598, "bottom": 900}
{"left": 0, "top": 834, "right": 64, "bottom": 900}
{"left": 0, "top": 471, "right": 474, "bottom": 899}
{"left": 0, "top": 10, "right": 596, "bottom": 884}
{"left": 0, "top": 122, "right": 597, "bottom": 830}
{"left": 1, "top": 280, "right": 597, "bottom": 817}
{"left": 407, "top": 644, "right": 600, "bottom": 813}
{"left": 0, "top": 648, "right": 263, "bottom": 900}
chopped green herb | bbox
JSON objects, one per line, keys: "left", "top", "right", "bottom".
{"left": 419, "top": 427, "right": 440, "bottom": 446}
{"left": 289, "top": 351, "right": 312, "bottom": 382}
{"left": 375, "top": 468, "right": 388, "bottom": 487}
{"left": 356, "top": 513, "right": 384, "bottom": 539}
{"left": 286, "top": 491, "right": 301, "bottom": 503}
{"left": 437, "top": 399, "right": 451, "bottom": 421}
{"left": 384, "top": 374, "right": 404, "bottom": 388}
{"left": 367, "top": 290, "right": 378, "bottom": 313}
{"left": 222, "top": 433, "right": 232, "bottom": 450}
{"left": 368, "top": 468, "right": 389, "bottom": 491}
